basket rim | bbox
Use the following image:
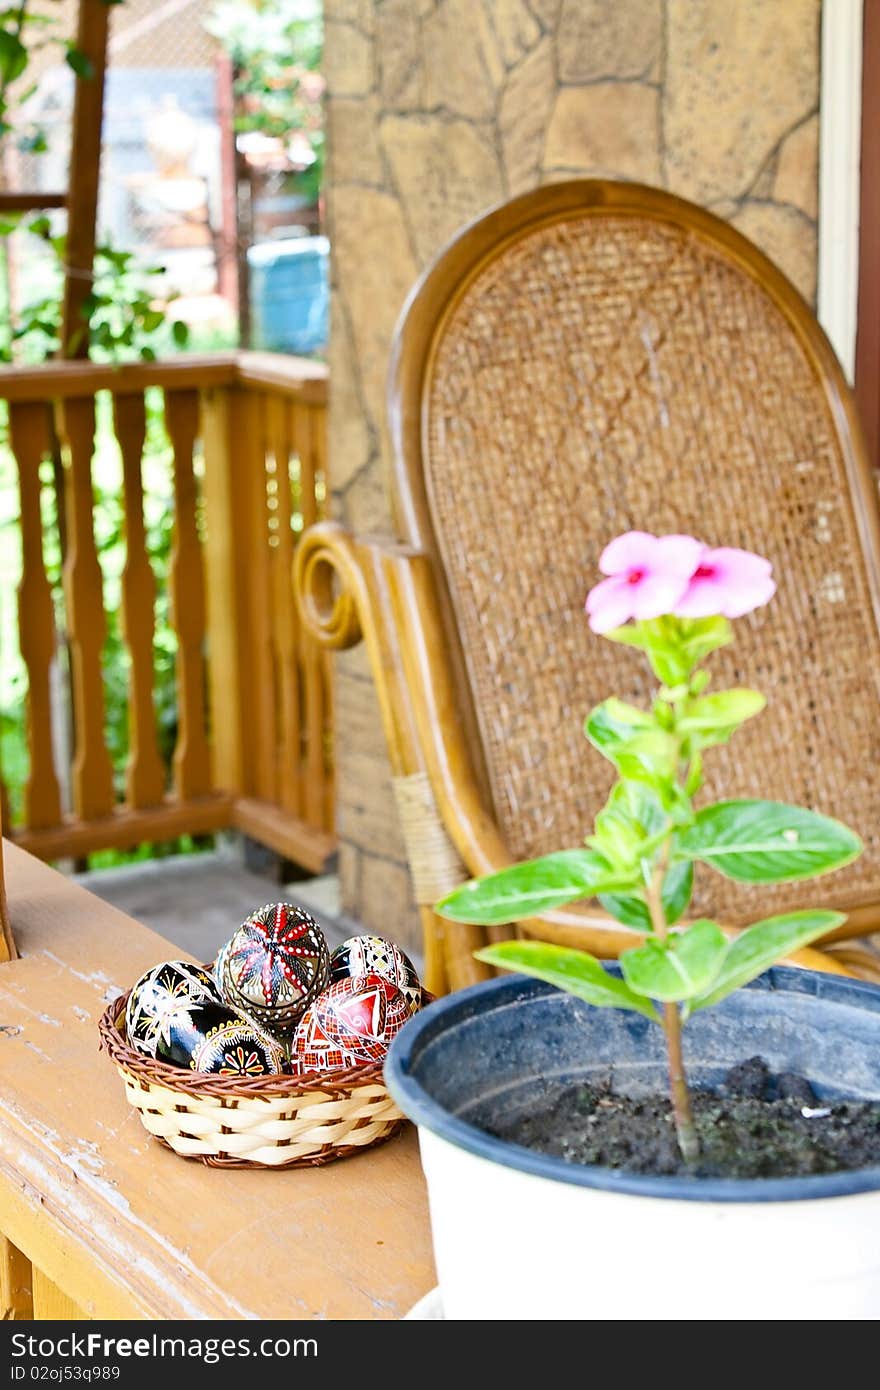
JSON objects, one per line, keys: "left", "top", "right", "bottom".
{"left": 99, "top": 976, "right": 427, "bottom": 1101}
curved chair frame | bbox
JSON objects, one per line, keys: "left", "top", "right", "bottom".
{"left": 297, "top": 181, "right": 880, "bottom": 994}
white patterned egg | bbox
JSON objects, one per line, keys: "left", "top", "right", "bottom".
{"left": 329, "top": 935, "right": 422, "bottom": 1016}
{"left": 125, "top": 959, "right": 222, "bottom": 1058}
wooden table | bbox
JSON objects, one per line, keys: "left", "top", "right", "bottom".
{"left": 0, "top": 843, "right": 436, "bottom": 1319}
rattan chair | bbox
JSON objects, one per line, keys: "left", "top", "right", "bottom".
{"left": 296, "top": 180, "right": 880, "bottom": 996}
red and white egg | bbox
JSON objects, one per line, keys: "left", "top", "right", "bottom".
{"left": 290, "top": 972, "right": 411, "bottom": 1074}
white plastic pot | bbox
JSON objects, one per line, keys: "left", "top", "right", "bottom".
{"left": 385, "top": 970, "right": 880, "bottom": 1320}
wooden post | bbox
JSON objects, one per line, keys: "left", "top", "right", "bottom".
{"left": 0, "top": 1237, "right": 33, "bottom": 1319}
{"left": 31, "top": 1268, "right": 83, "bottom": 1321}
{"left": 60, "top": 0, "right": 112, "bottom": 359}
{"left": 201, "top": 386, "right": 252, "bottom": 794}
{"left": 0, "top": 807, "right": 15, "bottom": 963}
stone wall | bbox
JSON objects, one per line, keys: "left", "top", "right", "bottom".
{"left": 324, "top": 0, "right": 822, "bottom": 953}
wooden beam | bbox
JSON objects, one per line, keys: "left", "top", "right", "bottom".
{"left": 0, "top": 355, "right": 238, "bottom": 402}
{"left": 235, "top": 350, "right": 328, "bottom": 401}
{"left": 232, "top": 797, "right": 336, "bottom": 875}
{"left": 0, "top": 193, "right": 67, "bottom": 213}
{"left": 11, "top": 794, "right": 233, "bottom": 862}
{"left": 60, "top": 0, "right": 112, "bottom": 358}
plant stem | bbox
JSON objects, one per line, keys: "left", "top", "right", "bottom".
{"left": 645, "top": 855, "right": 700, "bottom": 1165}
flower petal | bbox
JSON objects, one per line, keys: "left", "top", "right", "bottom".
{"left": 718, "top": 572, "right": 777, "bottom": 618}
{"left": 598, "top": 531, "right": 659, "bottom": 576}
{"left": 586, "top": 574, "right": 638, "bottom": 632}
{"left": 675, "top": 547, "right": 776, "bottom": 619}
{"left": 651, "top": 534, "right": 705, "bottom": 577}
{"left": 631, "top": 571, "right": 693, "bottom": 620}
{"left": 673, "top": 575, "right": 728, "bottom": 618}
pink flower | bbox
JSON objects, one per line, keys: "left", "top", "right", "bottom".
{"left": 675, "top": 547, "right": 775, "bottom": 619}
{"left": 586, "top": 532, "right": 704, "bottom": 633}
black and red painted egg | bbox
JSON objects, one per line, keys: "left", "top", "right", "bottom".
{"left": 154, "top": 1002, "right": 286, "bottom": 1075}
{"left": 221, "top": 901, "right": 330, "bottom": 1040}
{"left": 290, "top": 972, "right": 411, "bottom": 1075}
{"left": 329, "top": 934, "right": 422, "bottom": 1016}
{"left": 125, "top": 959, "right": 222, "bottom": 1059}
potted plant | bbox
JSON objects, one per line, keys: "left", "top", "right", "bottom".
{"left": 385, "top": 532, "right": 880, "bottom": 1320}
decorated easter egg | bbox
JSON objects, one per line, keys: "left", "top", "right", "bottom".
{"left": 290, "top": 972, "right": 411, "bottom": 1074}
{"left": 221, "top": 901, "right": 330, "bottom": 1039}
{"left": 212, "top": 939, "right": 231, "bottom": 994}
{"left": 125, "top": 959, "right": 222, "bottom": 1058}
{"left": 155, "top": 1002, "right": 286, "bottom": 1076}
{"left": 330, "top": 934, "right": 422, "bottom": 1015}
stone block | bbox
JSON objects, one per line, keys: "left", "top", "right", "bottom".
{"left": 558, "top": 0, "right": 661, "bottom": 82}
{"left": 376, "top": 0, "right": 425, "bottom": 111}
{"left": 323, "top": 20, "right": 373, "bottom": 98}
{"left": 664, "top": 0, "right": 820, "bottom": 204}
{"left": 774, "top": 113, "right": 819, "bottom": 221}
{"left": 732, "top": 200, "right": 817, "bottom": 305}
{"left": 327, "top": 94, "right": 383, "bottom": 185}
{"left": 423, "top": 0, "right": 504, "bottom": 119}
{"left": 543, "top": 82, "right": 661, "bottom": 183}
{"left": 380, "top": 115, "right": 504, "bottom": 264}
{"left": 500, "top": 37, "right": 555, "bottom": 194}
{"left": 485, "top": 0, "right": 542, "bottom": 67}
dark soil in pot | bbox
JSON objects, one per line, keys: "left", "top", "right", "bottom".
{"left": 483, "top": 1056, "right": 880, "bottom": 1179}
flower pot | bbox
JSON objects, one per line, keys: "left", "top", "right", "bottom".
{"left": 384, "top": 967, "right": 880, "bottom": 1320}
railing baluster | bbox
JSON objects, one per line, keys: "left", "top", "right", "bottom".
{"left": 58, "top": 397, "right": 115, "bottom": 820}
{"left": 245, "top": 390, "right": 277, "bottom": 804}
{"left": 268, "top": 393, "right": 302, "bottom": 817}
{"left": 9, "top": 402, "right": 62, "bottom": 831}
{"left": 113, "top": 393, "right": 165, "bottom": 808}
{"left": 297, "top": 400, "right": 332, "bottom": 830}
{"left": 165, "top": 389, "right": 211, "bottom": 800}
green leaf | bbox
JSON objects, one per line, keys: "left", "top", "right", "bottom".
{"left": 585, "top": 700, "right": 676, "bottom": 787}
{"left": 621, "top": 920, "right": 727, "bottom": 1001}
{"left": 65, "top": 46, "right": 94, "bottom": 79}
{"left": 0, "top": 30, "right": 27, "bottom": 82}
{"left": 599, "top": 858, "right": 693, "bottom": 930}
{"left": 474, "top": 940, "right": 658, "bottom": 1020}
{"left": 677, "top": 616, "right": 734, "bottom": 667}
{"left": 26, "top": 215, "right": 51, "bottom": 239}
{"left": 674, "top": 801, "right": 863, "bottom": 883}
{"left": 678, "top": 688, "right": 766, "bottom": 734}
{"left": 436, "top": 850, "right": 637, "bottom": 927}
{"left": 171, "top": 318, "right": 189, "bottom": 346}
{"left": 691, "top": 910, "right": 847, "bottom": 1011}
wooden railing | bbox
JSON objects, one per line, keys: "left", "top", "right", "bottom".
{"left": 0, "top": 351, "right": 334, "bottom": 874}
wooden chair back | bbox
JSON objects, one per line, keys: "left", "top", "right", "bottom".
{"left": 387, "top": 180, "right": 880, "bottom": 927}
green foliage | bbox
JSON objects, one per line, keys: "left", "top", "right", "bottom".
{"left": 1, "top": 219, "right": 189, "bottom": 365}
{"left": 474, "top": 940, "right": 658, "bottom": 1021}
{"left": 620, "top": 920, "right": 728, "bottom": 1002}
{"left": 205, "top": 0, "right": 323, "bottom": 205}
{"left": 437, "top": 849, "right": 636, "bottom": 927}
{"left": 478, "top": 910, "right": 845, "bottom": 1023}
{"left": 674, "top": 801, "right": 862, "bottom": 884}
{"left": 690, "top": 909, "right": 847, "bottom": 1011}
{"left": 437, "top": 611, "right": 863, "bottom": 1125}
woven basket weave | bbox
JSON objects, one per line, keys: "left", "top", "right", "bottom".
{"left": 99, "top": 985, "right": 416, "bottom": 1169}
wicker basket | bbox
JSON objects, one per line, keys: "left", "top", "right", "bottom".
{"left": 98, "top": 985, "right": 415, "bottom": 1169}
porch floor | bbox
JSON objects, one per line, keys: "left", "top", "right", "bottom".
{"left": 73, "top": 845, "right": 351, "bottom": 963}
